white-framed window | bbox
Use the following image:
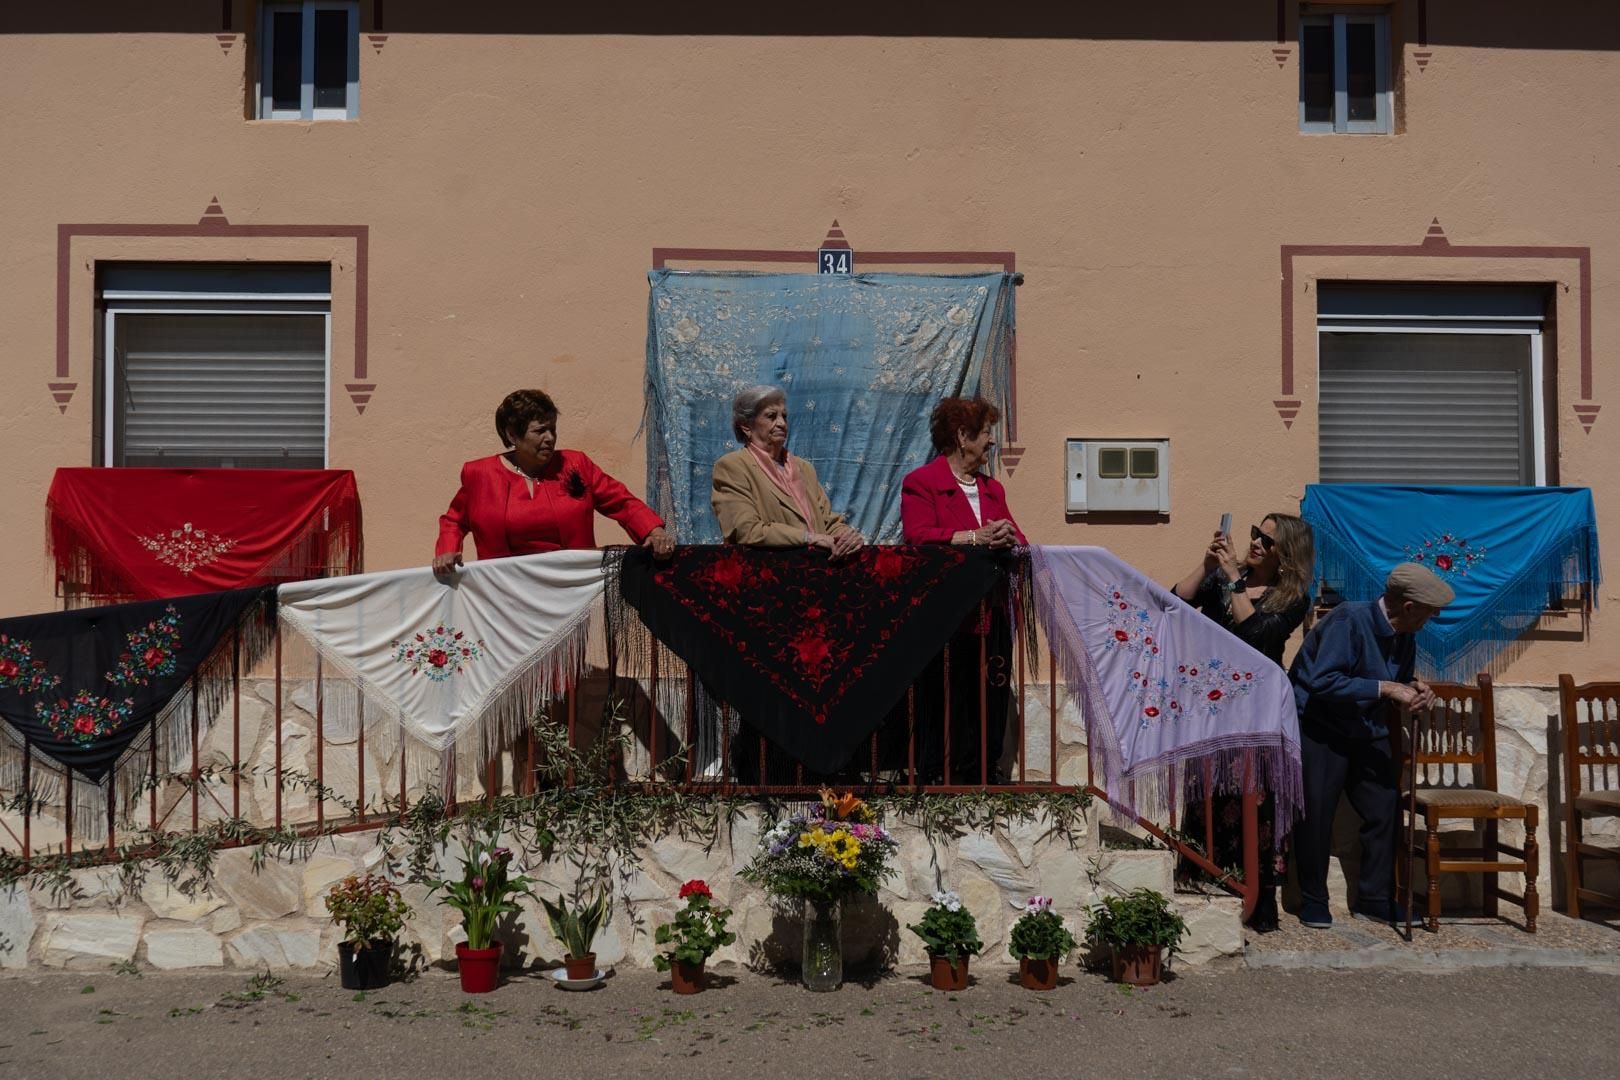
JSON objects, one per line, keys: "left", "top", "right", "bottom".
{"left": 100, "top": 264, "right": 331, "bottom": 469}
{"left": 1300, "top": 9, "right": 1392, "bottom": 134}
{"left": 257, "top": 1, "right": 359, "bottom": 120}
{"left": 1316, "top": 285, "right": 1549, "bottom": 485}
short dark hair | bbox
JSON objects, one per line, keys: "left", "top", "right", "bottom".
{"left": 928, "top": 397, "right": 1000, "bottom": 455}
{"left": 495, "top": 389, "right": 560, "bottom": 447}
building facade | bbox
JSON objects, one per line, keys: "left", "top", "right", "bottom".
{"left": 2, "top": 0, "right": 1617, "bottom": 688}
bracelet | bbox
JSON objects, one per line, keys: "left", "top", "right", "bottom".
{"left": 971, "top": 529, "right": 980, "bottom": 546}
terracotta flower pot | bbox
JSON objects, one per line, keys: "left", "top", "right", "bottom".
{"left": 1019, "top": 957, "right": 1058, "bottom": 991}
{"left": 1111, "top": 944, "right": 1163, "bottom": 987}
{"left": 929, "top": 954, "right": 969, "bottom": 991}
{"left": 338, "top": 939, "right": 391, "bottom": 991}
{"left": 456, "top": 942, "right": 503, "bottom": 994}
{"left": 564, "top": 952, "right": 597, "bottom": 981}
{"left": 670, "top": 958, "right": 706, "bottom": 995}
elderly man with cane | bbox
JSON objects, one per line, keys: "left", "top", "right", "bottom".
{"left": 1288, "top": 563, "right": 1455, "bottom": 929}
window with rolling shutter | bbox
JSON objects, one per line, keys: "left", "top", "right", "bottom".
{"left": 101, "top": 264, "right": 330, "bottom": 469}
{"left": 1316, "top": 285, "right": 1548, "bottom": 486}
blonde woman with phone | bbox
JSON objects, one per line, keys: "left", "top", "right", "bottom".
{"left": 1168, "top": 512, "right": 1315, "bottom": 931}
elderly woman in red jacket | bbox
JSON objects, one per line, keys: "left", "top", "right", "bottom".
{"left": 433, "top": 389, "right": 673, "bottom": 572}
{"left": 899, "top": 397, "right": 1025, "bottom": 784}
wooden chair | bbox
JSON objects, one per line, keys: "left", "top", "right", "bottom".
{"left": 1394, "top": 675, "right": 1539, "bottom": 933}
{"left": 1557, "top": 676, "right": 1620, "bottom": 917}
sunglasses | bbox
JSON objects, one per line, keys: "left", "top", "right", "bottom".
{"left": 1250, "top": 525, "right": 1276, "bottom": 552}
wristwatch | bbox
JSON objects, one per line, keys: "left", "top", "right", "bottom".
{"left": 1223, "top": 575, "right": 1246, "bottom": 595}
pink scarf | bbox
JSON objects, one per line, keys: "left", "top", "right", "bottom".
{"left": 746, "top": 444, "right": 819, "bottom": 529}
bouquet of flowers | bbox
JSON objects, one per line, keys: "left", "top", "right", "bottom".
{"left": 740, "top": 788, "right": 899, "bottom": 902}
{"left": 907, "top": 889, "right": 983, "bottom": 961}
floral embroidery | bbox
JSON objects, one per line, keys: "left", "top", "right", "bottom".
{"left": 1405, "top": 533, "right": 1486, "bottom": 577}
{"left": 137, "top": 522, "right": 237, "bottom": 576}
{"left": 107, "top": 606, "right": 181, "bottom": 688}
{"left": 0, "top": 634, "right": 59, "bottom": 693}
{"left": 38, "top": 689, "right": 134, "bottom": 747}
{"left": 392, "top": 625, "right": 486, "bottom": 682}
{"left": 1103, "top": 587, "right": 1156, "bottom": 655}
{"left": 1129, "top": 658, "right": 1255, "bottom": 728}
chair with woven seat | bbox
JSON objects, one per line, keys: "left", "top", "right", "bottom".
{"left": 1557, "top": 676, "right": 1620, "bottom": 917}
{"left": 1394, "top": 674, "right": 1539, "bottom": 933}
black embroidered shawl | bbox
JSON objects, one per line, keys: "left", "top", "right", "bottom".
{"left": 611, "top": 545, "right": 1007, "bottom": 774}
{"left": 0, "top": 588, "right": 270, "bottom": 780}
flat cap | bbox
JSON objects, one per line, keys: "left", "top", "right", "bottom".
{"left": 1385, "top": 562, "right": 1455, "bottom": 609}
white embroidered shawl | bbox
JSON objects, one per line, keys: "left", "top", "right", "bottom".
{"left": 277, "top": 550, "right": 604, "bottom": 756}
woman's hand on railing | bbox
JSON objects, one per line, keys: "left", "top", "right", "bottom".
{"left": 643, "top": 526, "right": 676, "bottom": 560}
{"left": 431, "top": 551, "right": 463, "bottom": 577}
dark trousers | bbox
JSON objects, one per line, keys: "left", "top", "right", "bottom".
{"left": 1295, "top": 722, "right": 1398, "bottom": 911}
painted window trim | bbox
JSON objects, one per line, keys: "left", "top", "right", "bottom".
{"left": 256, "top": 1, "right": 360, "bottom": 122}
{"left": 1299, "top": 11, "right": 1392, "bottom": 135}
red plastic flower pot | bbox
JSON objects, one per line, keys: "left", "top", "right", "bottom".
{"left": 456, "top": 942, "right": 503, "bottom": 994}
{"left": 929, "top": 954, "right": 969, "bottom": 991}
{"left": 670, "top": 958, "right": 706, "bottom": 995}
{"left": 1019, "top": 957, "right": 1058, "bottom": 991}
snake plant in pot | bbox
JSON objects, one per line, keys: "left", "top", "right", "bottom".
{"left": 541, "top": 888, "right": 612, "bottom": 981}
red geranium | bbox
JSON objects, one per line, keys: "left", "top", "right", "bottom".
{"left": 679, "top": 879, "right": 712, "bottom": 900}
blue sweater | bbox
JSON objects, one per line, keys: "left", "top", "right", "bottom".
{"left": 1287, "top": 600, "right": 1415, "bottom": 740}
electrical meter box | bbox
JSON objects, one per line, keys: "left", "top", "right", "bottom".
{"left": 1064, "top": 439, "right": 1170, "bottom": 514}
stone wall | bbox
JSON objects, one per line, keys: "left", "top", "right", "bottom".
{"left": 0, "top": 802, "right": 1243, "bottom": 974}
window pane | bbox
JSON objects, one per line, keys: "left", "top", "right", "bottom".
{"left": 313, "top": 9, "right": 349, "bottom": 110}
{"left": 1097, "top": 448, "right": 1127, "bottom": 479}
{"left": 270, "top": 10, "right": 303, "bottom": 111}
{"left": 1319, "top": 333, "right": 1532, "bottom": 485}
{"left": 1301, "top": 22, "right": 1334, "bottom": 124}
{"left": 115, "top": 313, "right": 327, "bottom": 469}
{"left": 1345, "top": 21, "right": 1378, "bottom": 123}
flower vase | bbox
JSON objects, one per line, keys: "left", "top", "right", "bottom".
{"left": 801, "top": 898, "right": 842, "bottom": 992}
{"left": 456, "top": 942, "right": 503, "bottom": 994}
{"left": 1019, "top": 957, "right": 1058, "bottom": 991}
{"left": 564, "top": 952, "right": 597, "bottom": 982}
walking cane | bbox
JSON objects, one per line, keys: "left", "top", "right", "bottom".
{"left": 1402, "top": 703, "right": 1419, "bottom": 942}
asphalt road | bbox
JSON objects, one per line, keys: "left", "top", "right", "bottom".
{"left": 1, "top": 965, "right": 1614, "bottom": 1079}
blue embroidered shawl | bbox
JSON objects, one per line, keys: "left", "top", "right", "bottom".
{"left": 1301, "top": 485, "right": 1600, "bottom": 680}
{"left": 643, "top": 271, "right": 1017, "bottom": 544}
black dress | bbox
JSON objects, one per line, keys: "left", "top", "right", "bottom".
{"left": 1175, "top": 570, "right": 1311, "bottom": 915}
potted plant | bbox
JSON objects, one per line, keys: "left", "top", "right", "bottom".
{"left": 1084, "top": 888, "right": 1187, "bottom": 987}
{"left": 739, "top": 787, "right": 899, "bottom": 992}
{"left": 541, "top": 887, "right": 612, "bottom": 982}
{"left": 427, "top": 834, "right": 535, "bottom": 993}
{"left": 324, "top": 873, "right": 411, "bottom": 991}
{"left": 652, "top": 879, "right": 736, "bottom": 994}
{"left": 1009, "top": 896, "right": 1076, "bottom": 991}
{"left": 907, "top": 890, "right": 982, "bottom": 991}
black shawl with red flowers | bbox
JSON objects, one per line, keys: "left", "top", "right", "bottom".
{"left": 608, "top": 545, "right": 1007, "bottom": 775}
{"left": 0, "top": 588, "right": 271, "bottom": 780}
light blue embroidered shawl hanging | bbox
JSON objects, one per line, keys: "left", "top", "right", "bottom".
{"left": 1301, "top": 484, "right": 1601, "bottom": 680}
{"left": 643, "top": 271, "right": 1017, "bottom": 543}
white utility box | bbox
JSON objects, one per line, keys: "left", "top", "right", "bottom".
{"left": 1064, "top": 438, "right": 1170, "bottom": 514}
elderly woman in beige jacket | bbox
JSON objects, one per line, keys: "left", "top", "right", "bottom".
{"left": 711, "top": 385, "right": 865, "bottom": 556}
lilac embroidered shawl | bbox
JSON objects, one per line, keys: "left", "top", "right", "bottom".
{"left": 1032, "top": 546, "right": 1303, "bottom": 838}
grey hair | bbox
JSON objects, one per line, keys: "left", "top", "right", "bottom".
{"left": 731, "top": 384, "right": 788, "bottom": 443}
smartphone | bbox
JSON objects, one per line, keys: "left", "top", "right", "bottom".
{"left": 1218, "top": 513, "right": 1232, "bottom": 539}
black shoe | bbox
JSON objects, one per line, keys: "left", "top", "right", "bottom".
{"left": 1298, "top": 900, "right": 1333, "bottom": 929}
{"left": 1350, "top": 899, "right": 1407, "bottom": 926}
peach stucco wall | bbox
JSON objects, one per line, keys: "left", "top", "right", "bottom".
{"left": 1, "top": 5, "right": 1618, "bottom": 683}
